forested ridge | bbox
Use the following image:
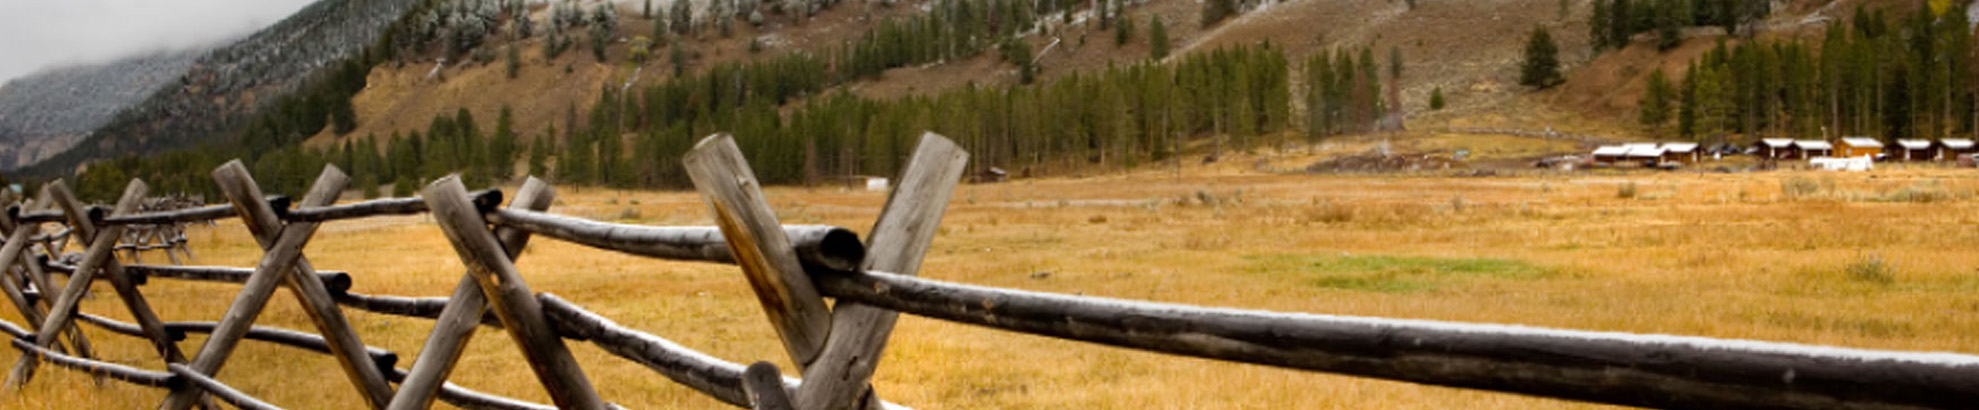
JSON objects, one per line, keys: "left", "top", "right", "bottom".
{"left": 64, "top": 0, "right": 1401, "bottom": 200}
{"left": 1631, "top": 3, "right": 1977, "bottom": 142}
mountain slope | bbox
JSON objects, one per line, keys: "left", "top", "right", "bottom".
{"left": 15, "top": 0, "right": 421, "bottom": 176}
{"left": 0, "top": 48, "right": 204, "bottom": 170}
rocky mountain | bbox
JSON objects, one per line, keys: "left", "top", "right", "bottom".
{"left": 13, "top": 0, "right": 421, "bottom": 176}
{"left": 0, "top": 48, "right": 204, "bottom": 170}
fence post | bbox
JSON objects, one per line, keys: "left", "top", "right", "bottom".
{"left": 4, "top": 181, "right": 199, "bottom": 407}
{"left": 0, "top": 205, "right": 53, "bottom": 345}
{"left": 795, "top": 132, "right": 968, "bottom": 410}
{"left": 159, "top": 162, "right": 394, "bottom": 410}
{"left": 1, "top": 198, "right": 97, "bottom": 361}
{"left": 683, "top": 134, "right": 834, "bottom": 367}
{"left": 743, "top": 362, "right": 797, "bottom": 410}
{"left": 387, "top": 177, "right": 553, "bottom": 410}
{"left": 423, "top": 176, "right": 606, "bottom": 410}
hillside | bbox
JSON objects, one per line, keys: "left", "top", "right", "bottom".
{"left": 14, "top": 0, "right": 421, "bottom": 177}
{"left": 315, "top": 0, "right": 1617, "bottom": 149}
{"left": 36, "top": 0, "right": 1971, "bottom": 201}
{"left": 0, "top": 48, "right": 205, "bottom": 171}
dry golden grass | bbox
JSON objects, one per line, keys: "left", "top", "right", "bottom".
{"left": 9, "top": 153, "right": 1979, "bottom": 409}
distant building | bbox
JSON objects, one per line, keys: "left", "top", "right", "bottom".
{"left": 1591, "top": 145, "right": 1630, "bottom": 164}
{"left": 1835, "top": 137, "right": 1882, "bottom": 158}
{"left": 1756, "top": 138, "right": 1794, "bottom": 159}
{"left": 1894, "top": 139, "right": 1933, "bottom": 161}
{"left": 1660, "top": 142, "right": 1700, "bottom": 164}
{"left": 1938, "top": 139, "right": 1976, "bottom": 161}
{"left": 1792, "top": 140, "right": 1833, "bottom": 159}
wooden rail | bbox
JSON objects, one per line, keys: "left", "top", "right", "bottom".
{"left": 1, "top": 132, "right": 1976, "bottom": 410}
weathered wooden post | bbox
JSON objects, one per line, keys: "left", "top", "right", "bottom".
{"left": 160, "top": 162, "right": 395, "bottom": 410}
{"left": 0, "top": 198, "right": 95, "bottom": 360}
{"left": 0, "top": 205, "right": 54, "bottom": 343}
{"left": 744, "top": 362, "right": 797, "bottom": 410}
{"left": 795, "top": 132, "right": 968, "bottom": 410}
{"left": 423, "top": 176, "right": 606, "bottom": 410}
{"left": 683, "top": 134, "right": 834, "bottom": 368}
{"left": 386, "top": 177, "right": 553, "bottom": 410}
{"left": 5, "top": 181, "right": 198, "bottom": 407}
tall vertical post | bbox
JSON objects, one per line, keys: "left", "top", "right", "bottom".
{"left": 424, "top": 176, "right": 605, "bottom": 410}
{"left": 795, "top": 133, "right": 968, "bottom": 410}
{"left": 387, "top": 177, "right": 554, "bottom": 410}
{"left": 684, "top": 134, "right": 835, "bottom": 368}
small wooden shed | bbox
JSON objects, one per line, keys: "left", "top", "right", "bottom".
{"left": 1835, "top": 137, "right": 1883, "bottom": 158}
{"left": 1591, "top": 145, "right": 1629, "bottom": 164}
{"left": 1893, "top": 139, "right": 1933, "bottom": 161}
{"left": 1938, "top": 139, "right": 1976, "bottom": 161}
{"left": 1660, "top": 142, "right": 1700, "bottom": 164}
{"left": 1756, "top": 138, "right": 1795, "bottom": 159}
{"left": 1793, "top": 140, "right": 1833, "bottom": 159}
{"left": 1624, "top": 143, "right": 1666, "bottom": 165}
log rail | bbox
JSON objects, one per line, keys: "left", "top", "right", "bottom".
{"left": 0, "top": 133, "right": 1973, "bottom": 410}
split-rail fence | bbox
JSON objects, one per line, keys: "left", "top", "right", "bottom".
{"left": 0, "top": 133, "right": 1974, "bottom": 410}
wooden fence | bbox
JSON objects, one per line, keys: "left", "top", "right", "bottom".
{"left": 0, "top": 133, "right": 1976, "bottom": 410}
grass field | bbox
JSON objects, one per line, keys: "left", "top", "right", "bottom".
{"left": 8, "top": 149, "right": 1979, "bottom": 409}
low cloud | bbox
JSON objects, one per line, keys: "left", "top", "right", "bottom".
{"left": 0, "top": 0, "right": 318, "bottom": 84}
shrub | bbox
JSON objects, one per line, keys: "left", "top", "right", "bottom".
{"left": 1844, "top": 254, "right": 1895, "bottom": 285}
{"left": 1781, "top": 176, "right": 1822, "bottom": 199}
{"left": 1616, "top": 181, "right": 1638, "bottom": 199}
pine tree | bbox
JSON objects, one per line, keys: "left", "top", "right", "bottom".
{"left": 490, "top": 105, "right": 518, "bottom": 181}
{"left": 1520, "top": 26, "right": 1564, "bottom": 89}
{"left": 1590, "top": 0, "right": 1612, "bottom": 51}
{"left": 531, "top": 126, "right": 553, "bottom": 177}
{"left": 1678, "top": 60, "right": 1699, "bottom": 137}
{"left": 1639, "top": 68, "right": 1675, "bottom": 134}
{"left": 506, "top": 44, "right": 521, "bottom": 79}
{"left": 1202, "top": 0, "right": 1235, "bottom": 28}
{"left": 1116, "top": 15, "right": 1134, "bottom": 46}
{"left": 1148, "top": 15, "right": 1170, "bottom": 60}
{"left": 672, "top": 0, "right": 694, "bottom": 35}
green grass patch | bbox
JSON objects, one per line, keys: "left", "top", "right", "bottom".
{"left": 1247, "top": 254, "right": 1554, "bottom": 293}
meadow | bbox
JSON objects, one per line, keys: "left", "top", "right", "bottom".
{"left": 8, "top": 153, "right": 1979, "bottom": 409}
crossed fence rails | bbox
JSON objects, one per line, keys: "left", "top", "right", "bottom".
{"left": 0, "top": 133, "right": 1975, "bottom": 410}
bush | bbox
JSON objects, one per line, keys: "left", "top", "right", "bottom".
{"left": 1116, "top": 15, "right": 1134, "bottom": 46}
{"left": 505, "top": 45, "right": 521, "bottom": 78}
{"left": 1429, "top": 87, "right": 1446, "bottom": 110}
{"left": 1616, "top": 181, "right": 1637, "bottom": 199}
{"left": 1781, "top": 176, "right": 1823, "bottom": 199}
{"left": 629, "top": 36, "right": 654, "bottom": 63}
{"left": 1844, "top": 254, "right": 1895, "bottom": 285}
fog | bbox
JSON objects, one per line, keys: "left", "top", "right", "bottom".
{"left": 0, "top": 0, "right": 319, "bottom": 84}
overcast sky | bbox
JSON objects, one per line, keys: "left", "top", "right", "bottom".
{"left": 0, "top": 0, "right": 318, "bottom": 84}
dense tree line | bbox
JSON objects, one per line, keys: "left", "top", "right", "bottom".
{"left": 1304, "top": 46, "right": 1390, "bottom": 140}
{"left": 64, "top": 0, "right": 1176, "bottom": 199}
{"left": 551, "top": 42, "right": 1292, "bottom": 188}
{"left": 1588, "top": 0, "right": 1769, "bottom": 51}
{"left": 1643, "top": 4, "right": 1976, "bottom": 143}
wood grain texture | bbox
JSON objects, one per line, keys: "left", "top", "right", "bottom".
{"left": 162, "top": 164, "right": 383, "bottom": 410}
{"left": 388, "top": 178, "right": 553, "bottom": 410}
{"left": 485, "top": 208, "right": 865, "bottom": 271}
{"left": 169, "top": 364, "right": 285, "bottom": 410}
{"left": 795, "top": 132, "right": 968, "bottom": 410}
{"left": 812, "top": 268, "right": 1979, "bottom": 410}
{"left": 684, "top": 134, "right": 833, "bottom": 366}
{"left": 424, "top": 176, "right": 606, "bottom": 410}
{"left": 744, "top": 362, "right": 796, "bottom": 410}
{"left": 7, "top": 180, "right": 194, "bottom": 402}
